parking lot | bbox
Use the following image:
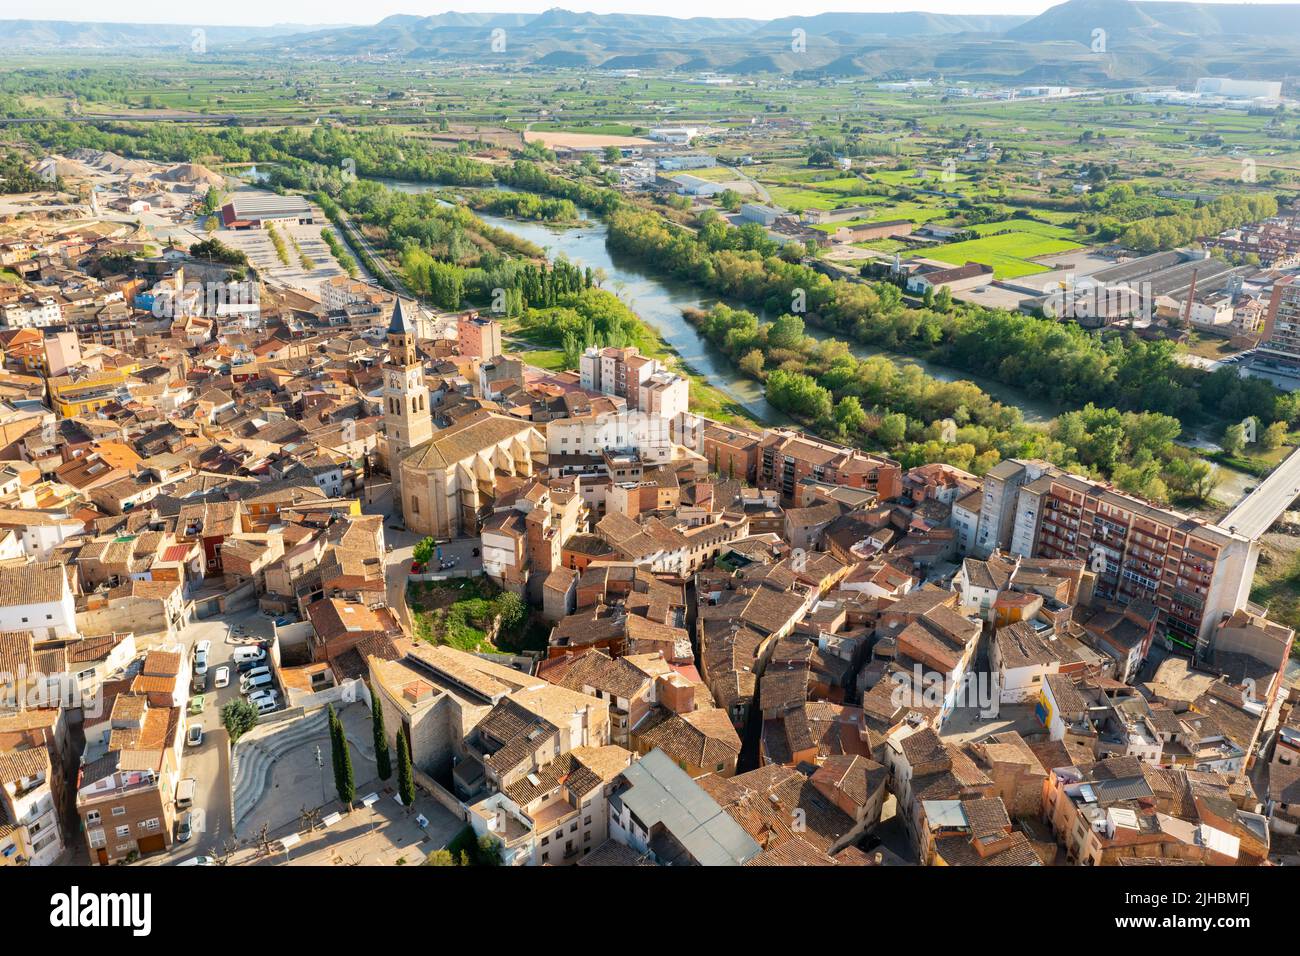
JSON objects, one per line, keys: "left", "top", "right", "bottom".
{"left": 150, "top": 606, "right": 281, "bottom": 863}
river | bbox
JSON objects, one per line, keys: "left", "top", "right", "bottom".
{"left": 381, "top": 178, "right": 1064, "bottom": 425}
{"left": 373, "top": 179, "right": 1265, "bottom": 508}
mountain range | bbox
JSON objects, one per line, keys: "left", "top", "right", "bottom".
{"left": 2, "top": 1, "right": 1298, "bottom": 86}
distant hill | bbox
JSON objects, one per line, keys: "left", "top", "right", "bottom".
{"left": 2, "top": 4, "right": 1298, "bottom": 86}
{"left": 1008, "top": 0, "right": 1300, "bottom": 44}
{"left": 0, "top": 18, "right": 345, "bottom": 50}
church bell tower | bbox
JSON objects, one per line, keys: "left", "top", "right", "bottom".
{"left": 382, "top": 298, "right": 433, "bottom": 465}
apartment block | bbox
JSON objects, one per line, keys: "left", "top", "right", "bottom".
{"left": 76, "top": 694, "right": 181, "bottom": 865}
{"left": 1016, "top": 470, "right": 1256, "bottom": 654}
{"left": 973, "top": 458, "right": 1052, "bottom": 558}
{"left": 758, "top": 429, "right": 902, "bottom": 505}
{"left": 457, "top": 312, "right": 503, "bottom": 361}
{"left": 579, "top": 346, "right": 681, "bottom": 412}
{"left": 1258, "top": 274, "right": 1300, "bottom": 370}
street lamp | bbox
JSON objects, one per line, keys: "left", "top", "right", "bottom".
{"left": 314, "top": 745, "right": 325, "bottom": 807}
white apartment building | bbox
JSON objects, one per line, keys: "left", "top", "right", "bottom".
{"left": 2, "top": 297, "right": 63, "bottom": 329}
{"left": 0, "top": 562, "right": 77, "bottom": 639}
{"left": 547, "top": 409, "right": 677, "bottom": 466}
{"left": 0, "top": 748, "right": 65, "bottom": 866}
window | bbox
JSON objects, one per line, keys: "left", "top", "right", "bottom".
{"left": 86, "top": 810, "right": 101, "bottom": 825}
{"left": 139, "top": 818, "right": 160, "bottom": 833}
{"left": 111, "top": 806, "right": 125, "bottom": 817}
{"left": 584, "top": 816, "right": 592, "bottom": 826}
{"left": 410, "top": 496, "right": 419, "bottom": 515}
{"left": 114, "top": 825, "right": 130, "bottom": 839}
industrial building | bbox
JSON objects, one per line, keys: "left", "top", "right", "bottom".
{"left": 220, "top": 193, "right": 315, "bottom": 230}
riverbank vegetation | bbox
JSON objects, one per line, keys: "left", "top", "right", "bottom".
{"left": 605, "top": 205, "right": 1293, "bottom": 435}
{"left": 690, "top": 303, "right": 1217, "bottom": 503}
{"left": 463, "top": 189, "right": 580, "bottom": 223}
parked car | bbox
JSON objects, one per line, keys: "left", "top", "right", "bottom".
{"left": 273, "top": 616, "right": 295, "bottom": 628}
{"left": 214, "top": 666, "right": 230, "bottom": 689}
{"left": 249, "top": 692, "right": 279, "bottom": 715}
{"left": 240, "top": 672, "right": 274, "bottom": 694}
{"left": 176, "top": 856, "right": 213, "bottom": 866}
{"left": 236, "top": 658, "right": 264, "bottom": 675}
{"left": 193, "top": 640, "right": 211, "bottom": 676}
{"left": 248, "top": 688, "right": 280, "bottom": 707}
{"left": 232, "top": 646, "right": 266, "bottom": 665}
{"left": 187, "top": 723, "right": 203, "bottom": 748}
{"left": 176, "top": 812, "right": 193, "bottom": 843}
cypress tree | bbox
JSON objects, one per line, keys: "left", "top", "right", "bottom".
{"left": 396, "top": 727, "right": 416, "bottom": 807}
{"left": 326, "top": 705, "right": 342, "bottom": 784}
{"left": 327, "top": 704, "right": 354, "bottom": 807}
{"left": 372, "top": 692, "right": 392, "bottom": 781}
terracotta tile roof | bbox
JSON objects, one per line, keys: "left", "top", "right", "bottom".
{"left": 634, "top": 707, "right": 741, "bottom": 770}
{"left": 0, "top": 562, "right": 66, "bottom": 607}
{"left": 0, "top": 746, "right": 49, "bottom": 784}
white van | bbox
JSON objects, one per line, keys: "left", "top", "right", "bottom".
{"left": 239, "top": 665, "right": 271, "bottom": 683}
{"left": 240, "top": 671, "right": 274, "bottom": 694}
{"left": 251, "top": 695, "right": 279, "bottom": 715}
{"left": 231, "top": 646, "right": 266, "bottom": 665}
{"left": 176, "top": 777, "right": 196, "bottom": 810}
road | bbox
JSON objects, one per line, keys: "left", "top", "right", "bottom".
{"left": 1218, "top": 445, "right": 1300, "bottom": 540}
{"left": 148, "top": 605, "right": 274, "bottom": 864}
{"left": 331, "top": 206, "right": 413, "bottom": 298}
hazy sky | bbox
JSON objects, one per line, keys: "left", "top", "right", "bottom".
{"left": 12, "top": 0, "right": 1293, "bottom": 29}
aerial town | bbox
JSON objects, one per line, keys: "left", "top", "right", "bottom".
{"left": 0, "top": 2, "right": 1298, "bottom": 888}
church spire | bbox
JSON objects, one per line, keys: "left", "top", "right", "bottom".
{"left": 386, "top": 299, "right": 417, "bottom": 368}
{"left": 388, "top": 297, "right": 414, "bottom": 336}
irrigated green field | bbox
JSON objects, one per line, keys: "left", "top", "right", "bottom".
{"left": 925, "top": 231, "right": 1083, "bottom": 278}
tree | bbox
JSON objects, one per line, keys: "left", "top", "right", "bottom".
{"left": 877, "top": 412, "right": 909, "bottom": 447}
{"left": 768, "top": 313, "right": 806, "bottom": 351}
{"left": 424, "top": 849, "right": 456, "bottom": 866}
{"left": 1222, "top": 422, "right": 1247, "bottom": 456}
{"left": 396, "top": 726, "right": 416, "bottom": 807}
{"left": 1261, "top": 420, "right": 1289, "bottom": 451}
{"left": 412, "top": 537, "right": 436, "bottom": 566}
{"left": 221, "top": 699, "right": 258, "bottom": 743}
{"left": 476, "top": 834, "right": 503, "bottom": 866}
{"left": 603, "top": 145, "right": 621, "bottom": 164}
{"left": 329, "top": 705, "right": 355, "bottom": 808}
{"left": 738, "top": 348, "right": 764, "bottom": 378}
{"left": 371, "top": 691, "right": 392, "bottom": 781}
{"left": 495, "top": 591, "right": 525, "bottom": 630}
{"left": 834, "top": 395, "right": 867, "bottom": 434}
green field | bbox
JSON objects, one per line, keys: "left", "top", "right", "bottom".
{"left": 926, "top": 231, "right": 1082, "bottom": 279}
{"left": 966, "top": 219, "right": 1078, "bottom": 239}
